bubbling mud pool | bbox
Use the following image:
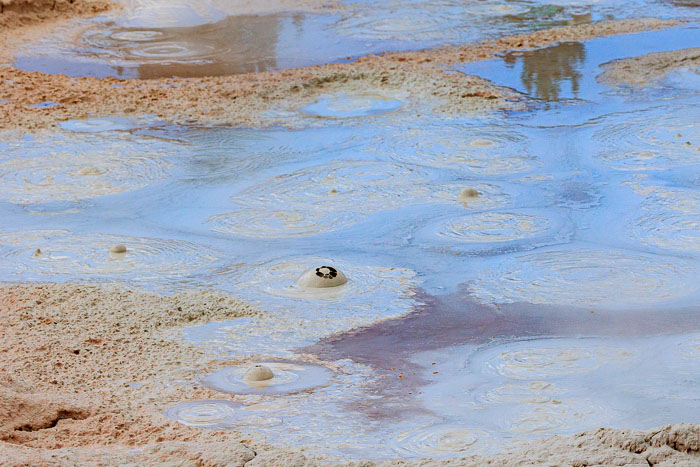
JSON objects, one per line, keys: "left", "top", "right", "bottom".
{"left": 204, "top": 361, "right": 333, "bottom": 395}
{"left": 0, "top": 129, "right": 177, "bottom": 205}
{"left": 2, "top": 24, "right": 700, "bottom": 461}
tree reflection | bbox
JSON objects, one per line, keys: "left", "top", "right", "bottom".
{"left": 503, "top": 41, "right": 586, "bottom": 101}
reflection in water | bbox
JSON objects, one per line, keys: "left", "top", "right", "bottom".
{"left": 0, "top": 230, "right": 220, "bottom": 287}
{"left": 16, "top": 0, "right": 677, "bottom": 79}
{"left": 91, "top": 14, "right": 280, "bottom": 78}
{"left": 15, "top": 13, "right": 288, "bottom": 78}
{"left": 502, "top": 42, "right": 586, "bottom": 100}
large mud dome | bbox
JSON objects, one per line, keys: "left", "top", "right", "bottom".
{"left": 1, "top": 0, "right": 700, "bottom": 465}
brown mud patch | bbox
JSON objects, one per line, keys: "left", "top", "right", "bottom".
{"left": 0, "top": 16, "right": 679, "bottom": 131}
{"left": 598, "top": 47, "right": 700, "bottom": 87}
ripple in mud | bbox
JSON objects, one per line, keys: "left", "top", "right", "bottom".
{"left": 475, "top": 382, "right": 556, "bottom": 406}
{"left": 79, "top": 15, "right": 273, "bottom": 69}
{"left": 0, "top": 230, "right": 219, "bottom": 282}
{"left": 172, "top": 126, "right": 364, "bottom": 184}
{"left": 414, "top": 208, "right": 571, "bottom": 256}
{"left": 301, "top": 94, "right": 404, "bottom": 118}
{"left": 390, "top": 423, "right": 492, "bottom": 458}
{"left": 472, "top": 247, "right": 699, "bottom": 307}
{"left": 195, "top": 257, "right": 416, "bottom": 355}
{"left": 676, "top": 334, "right": 700, "bottom": 360}
{"left": 476, "top": 340, "right": 631, "bottom": 380}
{"left": 0, "top": 132, "right": 174, "bottom": 205}
{"left": 625, "top": 182, "right": 700, "bottom": 254}
{"left": 165, "top": 400, "right": 241, "bottom": 428}
{"left": 504, "top": 398, "right": 609, "bottom": 435}
{"left": 438, "top": 212, "right": 551, "bottom": 243}
{"left": 208, "top": 161, "right": 439, "bottom": 237}
{"left": 594, "top": 104, "right": 699, "bottom": 171}
{"left": 204, "top": 362, "right": 333, "bottom": 395}
{"left": 374, "top": 122, "right": 536, "bottom": 175}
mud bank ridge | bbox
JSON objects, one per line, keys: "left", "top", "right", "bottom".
{"left": 0, "top": 1, "right": 679, "bottom": 130}
{"left": 0, "top": 284, "right": 265, "bottom": 462}
{"left": 598, "top": 47, "right": 700, "bottom": 87}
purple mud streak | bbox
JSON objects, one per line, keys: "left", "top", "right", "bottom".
{"left": 303, "top": 284, "right": 700, "bottom": 420}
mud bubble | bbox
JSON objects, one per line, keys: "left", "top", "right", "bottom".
{"left": 204, "top": 362, "right": 333, "bottom": 395}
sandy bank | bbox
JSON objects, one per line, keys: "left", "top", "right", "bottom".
{"left": 0, "top": 283, "right": 698, "bottom": 466}
{"left": 0, "top": 283, "right": 266, "bottom": 463}
{"left": 0, "top": 11, "right": 679, "bottom": 130}
{"left": 0, "top": 0, "right": 113, "bottom": 30}
{"left": 598, "top": 47, "right": 700, "bottom": 87}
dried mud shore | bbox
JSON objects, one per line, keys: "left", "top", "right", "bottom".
{"left": 0, "top": 0, "right": 681, "bottom": 130}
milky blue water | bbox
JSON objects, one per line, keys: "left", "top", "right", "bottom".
{"left": 2, "top": 24, "right": 699, "bottom": 459}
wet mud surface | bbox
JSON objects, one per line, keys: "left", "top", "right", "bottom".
{"left": 1, "top": 0, "right": 699, "bottom": 464}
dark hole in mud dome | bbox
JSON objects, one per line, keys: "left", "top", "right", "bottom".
{"left": 304, "top": 285, "right": 700, "bottom": 420}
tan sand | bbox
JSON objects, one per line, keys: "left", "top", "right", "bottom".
{"left": 0, "top": 283, "right": 263, "bottom": 462}
{"left": 599, "top": 47, "right": 700, "bottom": 87}
{"left": 0, "top": 0, "right": 114, "bottom": 30}
{"left": 0, "top": 1, "right": 679, "bottom": 130}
